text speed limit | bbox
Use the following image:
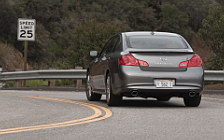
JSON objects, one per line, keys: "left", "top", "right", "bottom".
{"left": 17, "top": 19, "right": 36, "bottom": 41}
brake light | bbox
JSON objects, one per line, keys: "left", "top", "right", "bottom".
{"left": 179, "top": 55, "right": 203, "bottom": 67}
{"left": 118, "top": 54, "right": 149, "bottom": 67}
{"left": 188, "top": 55, "right": 203, "bottom": 67}
{"left": 179, "top": 61, "right": 188, "bottom": 67}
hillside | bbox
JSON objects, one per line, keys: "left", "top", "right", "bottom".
{"left": 0, "top": 42, "right": 26, "bottom": 71}
{"left": 0, "top": 37, "right": 213, "bottom": 71}
{"left": 0, "top": 0, "right": 223, "bottom": 70}
{"left": 190, "top": 35, "right": 214, "bottom": 63}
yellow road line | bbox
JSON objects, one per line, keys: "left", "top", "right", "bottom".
{"left": 0, "top": 94, "right": 112, "bottom": 135}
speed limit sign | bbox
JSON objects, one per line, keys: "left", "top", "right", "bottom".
{"left": 17, "top": 19, "right": 36, "bottom": 41}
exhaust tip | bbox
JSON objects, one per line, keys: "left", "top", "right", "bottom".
{"left": 189, "top": 91, "right": 196, "bottom": 97}
{"left": 131, "top": 90, "right": 139, "bottom": 97}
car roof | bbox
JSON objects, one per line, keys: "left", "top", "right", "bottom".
{"left": 122, "top": 31, "right": 181, "bottom": 37}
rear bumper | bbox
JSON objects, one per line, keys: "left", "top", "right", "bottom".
{"left": 111, "top": 66, "right": 204, "bottom": 97}
{"left": 119, "top": 86, "right": 202, "bottom": 98}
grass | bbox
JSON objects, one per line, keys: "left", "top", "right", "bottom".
{"left": 3, "top": 80, "right": 83, "bottom": 88}
{"left": 26, "top": 80, "right": 49, "bottom": 87}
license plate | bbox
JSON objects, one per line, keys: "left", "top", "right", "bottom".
{"left": 154, "top": 80, "right": 175, "bottom": 88}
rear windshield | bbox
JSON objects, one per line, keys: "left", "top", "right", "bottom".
{"left": 127, "top": 35, "right": 188, "bottom": 49}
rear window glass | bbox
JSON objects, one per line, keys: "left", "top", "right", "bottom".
{"left": 127, "top": 35, "right": 188, "bottom": 49}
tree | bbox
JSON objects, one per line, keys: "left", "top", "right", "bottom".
{"left": 127, "top": 5, "right": 159, "bottom": 31}
{"left": 166, "top": 0, "right": 211, "bottom": 32}
{"left": 0, "top": 0, "right": 221, "bottom": 70}
{"left": 160, "top": 2, "right": 189, "bottom": 36}
{"left": 65, "top": 20, "right": 127, "bottom": 67}
{"left": 200, "top": 3, "right": 224, "bottom": 69}
{"left": 0, "top": 0, "right": 18, "bottom": 43}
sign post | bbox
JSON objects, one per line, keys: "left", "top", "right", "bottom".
{"left": 17, "top": 18, "right": 36, "bottom": 71}
{"left": 24, "top": 41, "right": 28, "bottom": 71}
{"left": 17, "top": 18, "right": 36, "bottom": 86}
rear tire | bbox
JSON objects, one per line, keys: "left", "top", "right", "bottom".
{"left": 106, "top": 74, "right": 122, "bottom": 106}
{"left": 86, "top": 74, "right": 102, "bottom": 101}
{"left": 183, "top": 94, "right": 201, "bottom": 107}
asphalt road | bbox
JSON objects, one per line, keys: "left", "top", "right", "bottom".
{"left": 0, "top": 90, "right": 224, "bottom": 140}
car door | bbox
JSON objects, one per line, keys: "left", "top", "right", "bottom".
{"left": 90, "top": 39, "right": 112, "bottom": 92}
{"left": 90, "top": 56, "right": 101, "bottom": 91}
{"left": 107, "top": 35, "right": 122, "bottom": 88}
{"left": 96, "top": 36, "right": 120, "bottom": 92}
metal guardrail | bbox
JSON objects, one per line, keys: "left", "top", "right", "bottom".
{"left": 0, "top": 70, "right": 87, "bottom": 81}
{"left": 204, "top": 70, "right": 224, "bottom": 82}
{"left": 0, "top": 69, "right": 223, "bottom": 82}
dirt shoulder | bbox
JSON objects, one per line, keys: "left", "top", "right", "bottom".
{"left": 204, "top": 84, "right": 224, "bottom": 90}
{"left": 203, "top": 89, "right": 224, "bottom": 99}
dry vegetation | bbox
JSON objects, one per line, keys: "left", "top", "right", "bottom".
{"left": 0, "top": 42, "right": 25, "bottom": 71}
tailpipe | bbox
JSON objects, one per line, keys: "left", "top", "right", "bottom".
{"left": 189, "top": 91, "right": 196, "bottom": 97}
{"left": 131, "top": 90, "right": 139, "bottom": 97}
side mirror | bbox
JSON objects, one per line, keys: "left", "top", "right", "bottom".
{"left": 90, "top": 51, "right": 98, "bottom": 57}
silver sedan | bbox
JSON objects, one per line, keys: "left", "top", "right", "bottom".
{"left": 86, "top": 32, "right": 204, "bottom": 107}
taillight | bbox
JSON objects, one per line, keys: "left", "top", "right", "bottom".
{"left": 179, "top": 55, "right": 203, "bottom": 67}
{"left": 118, "top": 54, "right": 149, "bottom": 67}
{"left": 188, "top": 55, "right": 203, "bottom": 67}
{"left": 179, "top": 61, "right": 188, "bottom": 67}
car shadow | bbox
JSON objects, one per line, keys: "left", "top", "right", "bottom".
{"left": 98, "top": 99, "right": 185, "bottom": 108}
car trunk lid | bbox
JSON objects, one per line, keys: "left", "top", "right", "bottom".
{"left": 125, "top": 48, "right": 194, "bottom": 71}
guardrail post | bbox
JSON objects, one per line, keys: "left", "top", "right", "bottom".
{"left": 15, "top": 69, "right": 23, "bottom": 88}
{"left": 75, "top": 67, "right": 83, "bottom": 88}
{"left": 48, "top": 80, "right": 56, "bottom": 87}
{"left": 0, "top": 66, "right": 3, "bottom": 88}
{"left": 16, "top": 80, "right": 23, "bottom": 88}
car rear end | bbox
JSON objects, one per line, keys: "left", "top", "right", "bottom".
{"left": 113, "top": 32, "right": 204, "bottom": 100}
